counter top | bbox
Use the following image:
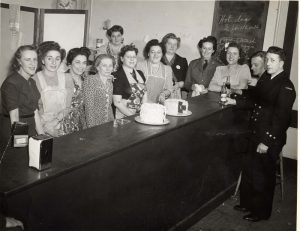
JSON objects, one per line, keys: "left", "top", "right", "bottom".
{"left": 0, "top": 92, "right": 233, "bottom": 197}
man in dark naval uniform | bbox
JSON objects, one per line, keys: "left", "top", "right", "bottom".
{"left": 226, "top": 46, "right": 296, "bottom": 222}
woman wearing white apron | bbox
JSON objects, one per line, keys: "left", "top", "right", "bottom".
{"left": 137, "top": 39, "right": 173, "bottom": 104}
{"left": 34, "top": 41, "right": 74, "bottom": 137}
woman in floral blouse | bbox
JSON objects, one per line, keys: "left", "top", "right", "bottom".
{"left": 60, "top": 47, "right": 90, "bottom": 134}
{"left": 83, "top": 54, "right": 115, "bottom": 127}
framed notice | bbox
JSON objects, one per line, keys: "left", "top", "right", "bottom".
{"left": 39, "top": 9, "right": 88, "bottom": 53}
{"left": 212, "top": 1, "right": 269, "bottom": 60}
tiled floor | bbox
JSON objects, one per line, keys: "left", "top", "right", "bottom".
{"left": 187, "top": 159, "right": 297, "bottom": 231}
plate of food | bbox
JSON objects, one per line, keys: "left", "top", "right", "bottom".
{"left": 164, "top": 99, "right": 192, "bottom": 117}
{"left": 134, "top": 116, "right": 170, "bottom": 125}
{"left": 135, "top": 103, "right": 170, "bottom": 125}
{"left": 166, "top": 110, "right": 192, "bottom": 117}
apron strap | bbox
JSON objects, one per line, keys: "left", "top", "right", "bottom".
{"left": 57, "top": 72, "right": 66, "bottom": 90}
{"left": 162, "top": 64, "right": 167, "bottom": 89}
{"left": 37, "top": 72, "right": 47, "bottom": 90}
{"left": 146, "top": 61, "right": 151, "bottom": 76}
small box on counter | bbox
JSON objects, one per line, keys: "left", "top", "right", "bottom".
{"left": 29, "top": 134, "right": 53, "bottom": 171}
{"left": 11, "top": 122, "right": 29, "bottom": 147}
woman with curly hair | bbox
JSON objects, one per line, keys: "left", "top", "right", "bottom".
{"left": 33, "top": 41, "right": 74, "bottom": 137}
{"left": 60, "top": 47, "right": 90, "bottom": 134}
{"left": 137, "top": 39, "right": 173, "bottom": 103}
{"left": 1, "top": 45, "right": 43, "bottom": 144}
{"left": 83, "top": 54, "right": 115, "bottom": 127}
{"left": 208, "top": 42, "right": 252, "bottom": 93}
{"left": 113, "top": 44, "right": 147, "bottom": 119}
{"left": 96, "top": 25, "right": 124, "bottom": 71}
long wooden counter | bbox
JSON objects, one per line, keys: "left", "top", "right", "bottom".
{"left": 0, "top": 92, "right": 249, "bottom": 230}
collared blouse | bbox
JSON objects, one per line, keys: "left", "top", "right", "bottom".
{"left": 185, "top": 57, "right": 222, "bottom": 90}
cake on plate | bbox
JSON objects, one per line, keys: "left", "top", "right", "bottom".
{"left": 140, "top": 103, "right": 166, "bottom": 124}
{"left": 164, "top": 99, "right": 189, "bottom": 115}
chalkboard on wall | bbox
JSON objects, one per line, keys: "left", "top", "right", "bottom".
{"left": 212, "top": 1, "right": 269, "bottom": 61}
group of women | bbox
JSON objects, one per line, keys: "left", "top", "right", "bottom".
{"left": 0, "top": 24, "right": 256, "bottom": 142}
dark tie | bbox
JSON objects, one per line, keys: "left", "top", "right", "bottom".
{"left": 203, "top": 60, "right": 208, "bottom": 70}
{"left": 131, "top": 71, "right": 138, "bottom": 82}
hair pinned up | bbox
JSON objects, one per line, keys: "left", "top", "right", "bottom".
{"left": 94, "top": 53, "right": 115, "bottom": 71}
{"left": 37, "top": 41, "right": 66, "bottom": 70}
{"left": 106, "top": 25, "right": 124, "bottom": 37}
{"left": 9, "top": 45, "right": 37, "bottom": 74}
{"left": 143, "top": 39, "right": 165, "bottom": 59}
{"left": 198, "top": 36, "right": 217, "bottom": 54}
{"left": 119, "top": 44, "right": 138, "bottom": 58}
{"left": 66, "top": 47, "right": 91, "bottom": 66}
{"left": 161, "top": 33, "right": 181, "bottom": 49}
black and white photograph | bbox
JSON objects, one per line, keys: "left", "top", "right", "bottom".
{"left": 0, "top": 0, "right": 298, "bottom": 230}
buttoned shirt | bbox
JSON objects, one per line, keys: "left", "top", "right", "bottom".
{"left": 235, "top": 71, "right": 296, "bottom": 147}
{"left": 185, "top": 56, "right": 222, "bottom": 90}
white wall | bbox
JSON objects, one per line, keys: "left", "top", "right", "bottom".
{"left": 89, "top": 0, "right": 215, "bottom": 63}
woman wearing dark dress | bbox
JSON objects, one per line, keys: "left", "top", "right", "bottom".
{"left": 185, "top": 36, "right": 222, "bottom": 96}
{"left": 1, "top": 45, "right": 43, "bottom": 146}
{"left": 113, "top": 44, "right": 147, "bottom": 119}
{"left": 161, "top": 33, "right": 188, "bottom": 99}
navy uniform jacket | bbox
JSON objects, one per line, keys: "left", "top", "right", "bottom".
{"left": 235, "top": 71, "right": 296, "bottom": 147}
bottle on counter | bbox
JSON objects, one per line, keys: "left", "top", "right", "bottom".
{"left": 220, "top": 82, "right": 227, "bottom": 105}
{"left": 225, "top": 75, "right": 231, "bottom": 96}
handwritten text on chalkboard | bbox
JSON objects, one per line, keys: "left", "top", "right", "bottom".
{"left": 212, "top": 1, "right": 269, "bottom": 60}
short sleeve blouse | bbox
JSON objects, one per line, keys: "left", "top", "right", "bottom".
{"left": 208, "top": 64, "right": 251, "bottom": 92}
{"left": 1, "top": 71, "right": 40, "bottom": 115}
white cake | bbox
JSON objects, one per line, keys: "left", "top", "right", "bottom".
{"left": 140, "top": 103, "right": 166, "bottom": 124}
{"left": 164, "top": 99, "right": 189, "bottom": 115}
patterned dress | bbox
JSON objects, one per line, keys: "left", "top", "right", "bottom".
{"left": 83, "top": 74, "right": 114, "bottom": 127}
{"left": 60, "top": 78, "right": 87, "bottom": 135}
{"left": 126, "top": 83, "right": 146, "bottom": 111}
